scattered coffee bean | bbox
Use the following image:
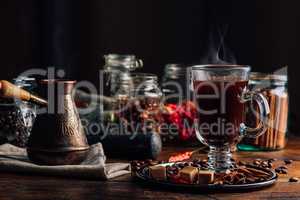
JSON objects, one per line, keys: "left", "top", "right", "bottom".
{"left": 279, "top": 166, "right": 288, "bottom": 170}
{"left": 275, "top": 168, "right": 282, "bottom": 173}
{"left": 289, "top": 177, "right": 299, "bottom": 182}
{"left": 284, "top": 159, "right": 293, "bottom": 165}
{"left": 275, "top": 167, "right": 288, "bottom": 174}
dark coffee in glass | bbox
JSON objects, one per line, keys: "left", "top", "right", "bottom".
{"left": 191, "top": 65, "right": 269, "bottom": 172}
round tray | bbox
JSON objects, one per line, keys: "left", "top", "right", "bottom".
{"left": 134, "top": 163, "right": 278, "bottom": 192}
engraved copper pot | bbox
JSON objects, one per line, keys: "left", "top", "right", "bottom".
{"left": 27, "top": 80, "right": 89, "bottom": 165}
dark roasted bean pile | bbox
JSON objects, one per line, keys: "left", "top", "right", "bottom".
{"left": 0, "top": 98, "right": 36, "bottom": 147}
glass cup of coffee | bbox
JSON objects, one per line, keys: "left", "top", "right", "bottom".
{"left": 191, "top": 65, "right": 270, "bottom": 172}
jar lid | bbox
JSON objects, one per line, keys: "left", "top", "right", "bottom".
{"left": 130, "top": 73, "right": 161, "bottom": 97}
{"left": 250, "top": 72, "right": 287, "bottom": 86}
{"left": 164, "top": 64, "right": 187, "bottom": 79}
{"left": 13, "top": 76, "right": 37, "bottom": 89}
{"left": 104, "top": 54, "right": 143, "bottom": 71}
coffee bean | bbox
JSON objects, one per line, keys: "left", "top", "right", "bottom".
{"left": 192, "top": 163, "right": 200, "bottom": 168}
{"left": 145, "top": 159, "right": 152, "bottom": 163}
{"left": 0, "top": 101, "right": 35, "bottom": 147}
{"left": 289, "top": 177, "right": 299, "bottom": 182}
{"left": 259, "top": 177, "right": 266, "bottom": 182}
{"left": 136, "top": 162, "right": 141, "bottom": 167}
{"left": 279, "top": 166, "right": 288, "bottom": 170}
{"left": 232, "top": 163, "right": 238, "bottom": 168}
{"left": 284, "top": 159, "right": 293, "bottom": 165}
{"left": 215, "top": 180, "right": 223, "bottom": 185}
{"left": 140, "top": 161, "right": 145, "bottom": 165}
{"left": 267, "top": 163, "right": 273, "bottom": 168}
{"left": 275, "top": 168, "right": 281, "bottom": 173}
{"left": 131, "top": 160, "right": 138, "bottom": 166}
{"left": 268, "top": 158, "right": 277, "bottom": 163}
{"left": 238, "top": 161, "right": 246, "bottom": 166}
{"left": 262, "top": 161, "right": 268, "bottom": 166}
{"left": 253, "top": 160, "right": 261, "bottom": 165}
{"left": 275, "top": 167, "right": 288, "bottom": 174}
{"left": 178, "top": 163, "right": 185, "bottom": 168}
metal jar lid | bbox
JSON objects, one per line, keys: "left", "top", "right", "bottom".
{"left": 250, "top": 72, "right": 287, "bottom": 86}
{"left": 104, "top": 54, "right": 143, "bottom": 71}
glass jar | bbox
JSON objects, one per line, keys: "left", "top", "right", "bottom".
{"left": 101, "top": 54, "right": 143, "bottom": 97}
{"left": 162, "top": 64, "right": 191, "bottom": 103}
{"left": 0, "top": 77, "right": 37, "bottom": 147}
{"left": 161, "top": 64, "right": 197, "bottom": 144}
{"left": 115, "top": 73, "right": 163, "bottom": 134}
{"left": 238, "top": 72, "right": 288, "bottom": 151}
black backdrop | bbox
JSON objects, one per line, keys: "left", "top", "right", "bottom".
{"left": 1, "top": 0, "right": 300, "bottom": 131}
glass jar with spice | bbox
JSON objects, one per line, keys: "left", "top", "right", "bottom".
{"left": 161, "top": 64, "right": 197, "bottom": 144}
{"left": 238, "top": 72, "right": 288, "bottom": 151}
{"left": 100, "top": 54, "right": 143, "bottom": 122}
{"left": 101, "top": 54, "right": 143, "bottom": 97}
{"left": 98, "top": 73, "right": 163, "bottom": 160}
{"left": 115, "top": 73, "right": 163, "bottom": 134}
{"left": 0, "top": 77, "right": 37, "bottom": 147}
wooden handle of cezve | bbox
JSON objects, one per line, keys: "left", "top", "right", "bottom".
{"left": 0, "top": 80, "right": 48, "bottom": 106}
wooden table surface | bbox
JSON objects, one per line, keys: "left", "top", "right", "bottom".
{"left": 1, "top": 137, "right": 300, "bottom": 200}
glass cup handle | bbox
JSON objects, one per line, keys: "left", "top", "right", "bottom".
{"left": 239, "top": 91, "right": 270, "bottom": 139}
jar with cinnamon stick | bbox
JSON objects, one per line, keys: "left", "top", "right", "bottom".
{"left": 238, "top": 72, "right": 288, "bottom": 151}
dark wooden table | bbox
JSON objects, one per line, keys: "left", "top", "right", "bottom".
{"left": 1, "top": 137, "right": 300, "bottom": 200}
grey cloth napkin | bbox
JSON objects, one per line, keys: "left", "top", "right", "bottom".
{"left": 0, "top": 143, "right": 131, "bottom": 180}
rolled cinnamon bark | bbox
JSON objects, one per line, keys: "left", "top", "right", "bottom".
{"left": 276, "top": 94, "right": 288, "bottom": 149}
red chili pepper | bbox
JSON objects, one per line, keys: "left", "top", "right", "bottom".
{"left": 168, "top": 151, "right": 194, "bottom": 162}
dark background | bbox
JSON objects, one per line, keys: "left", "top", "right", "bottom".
{"left": 1, "top": 0, "right": 299, "bottom": 131}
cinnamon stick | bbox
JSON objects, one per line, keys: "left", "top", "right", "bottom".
{"left": 277, "top": 94, "right": 288, "bottom": 149}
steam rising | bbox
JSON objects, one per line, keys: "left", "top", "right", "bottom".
{"left": 201, "top": 25, "right": 236, "bottom": 65}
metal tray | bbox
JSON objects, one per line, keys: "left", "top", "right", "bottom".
{"left": 134, "top": 163, "right": 277, "bottom": 192}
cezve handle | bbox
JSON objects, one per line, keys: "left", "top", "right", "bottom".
{"left": 0, "top": 80, "right": 48, "bottom": 106}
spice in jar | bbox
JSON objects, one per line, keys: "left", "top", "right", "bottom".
{"left": 161, "top": 64, "right": 197, "bottom": 144}
{"left": 115, "top": 73, "right": 163, "bottom": 133}
{"left": 0, "top": 77, "right": 37, "bottom": 147}
{"left": 238, "top": 73, "right": 288, "bottom": 151}
{"left": 161, "top": 101, "right": 197, "bottom": 142}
